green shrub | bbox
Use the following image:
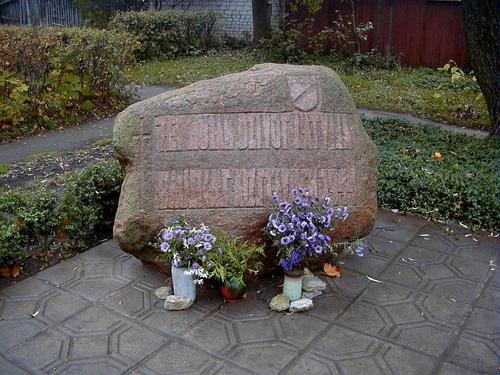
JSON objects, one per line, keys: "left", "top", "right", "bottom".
{"left": 364, "top": 118, "right": 500, "bottom": 231}
{"left": 0, "top": 161, "right": 124, "bottom": 266}
{"left": 109, "top": 10, "right": 221, "bottom": 60}
{"left": 0, "top": 26, "right": 139, "bottom": 141}
{"left": 60, "top": 161, "right": 123, "bottom": 247}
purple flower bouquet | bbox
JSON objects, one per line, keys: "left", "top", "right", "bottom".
{"left": 158, "top": 217, "right": 216, "bottom": 285}
{"left": 266, "top": 188, "right": 348, "bottom": 271}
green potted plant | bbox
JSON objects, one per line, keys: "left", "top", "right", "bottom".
{"left": 207, "top": 236, "right": 265, "bottom": 302}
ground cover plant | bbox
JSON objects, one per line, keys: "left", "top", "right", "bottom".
{"left": 128, "top": 50, "right": 489, "bottom": 130}
{"left": 0, "top": 26, "right": 139, "bottom": 143}
{"left": 365, "top": 118, "right": 500, "bottom": 231}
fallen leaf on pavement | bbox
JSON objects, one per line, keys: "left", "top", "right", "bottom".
{"left": 11, "top": 264, "right": 22, "bottom": 278}
{"left": 0, "top": 266, "right": 11, "bottom": 278}
{"left": 323, "top": 263, "right": 342, "bottom": 278}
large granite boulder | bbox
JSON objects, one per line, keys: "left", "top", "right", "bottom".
{"left": 113, "top": 64, "right": 379, "bottom": 270}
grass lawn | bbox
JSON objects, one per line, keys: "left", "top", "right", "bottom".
{"left": 129, "top": 50, "right": 489, "bottom": 131}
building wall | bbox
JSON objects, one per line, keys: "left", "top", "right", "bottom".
{"left": 160, "top": 0, "right": 281, "bottom": 39}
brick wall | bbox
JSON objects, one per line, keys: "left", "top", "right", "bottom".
{"left": 160, "top": 0, "right": 281, "bottom": 39}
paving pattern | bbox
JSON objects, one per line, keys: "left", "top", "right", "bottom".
{"left": 0, "top": 211, "right": 498, "bottom": 375}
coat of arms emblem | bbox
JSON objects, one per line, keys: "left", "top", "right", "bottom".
{"left": 287, "top": 76, "right": 320, "bottom": 112}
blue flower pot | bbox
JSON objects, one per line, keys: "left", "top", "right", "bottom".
{"left": 172, "top": 265, "right": 196, "bottom": 301}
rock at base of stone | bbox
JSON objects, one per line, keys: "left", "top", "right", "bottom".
{"left": 304, "top": 268, "right": 314, "bottom": 276}
{"left": 289, "top": 298, "right": 313, "bottom": 312}
{"left": 164, "top": 295, "right": 193, "bottom": 310}
{"left": 269, "top": 294, "right": 290, "bottom": 312}
{"left": 155, "top": 286, "right": 173, "bottom": 300}
{"left": 302, "top": 275, "right": 327, "bottom": 292}
{"left": 302, "top": 289, "right": 323, "bottom": 299}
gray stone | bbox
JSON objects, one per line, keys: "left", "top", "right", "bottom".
{"left": 302, "top": 275, "right": 327, "bottom": 292}
{"left": 269, "top": 294, "right": 290, "bottom": 312}
{"left": 164, "top": 295, "right": 193, "bottom": 310}
{"left": 302, "top": 289, "right": 323, "bottom": 299}
{"left": 289, "top": 298, "right": 313, "bottom": 312}
{"left": 113, "top": 64, "right": 379, "bottom": 269}
{"left": 154, "top": 286, "right": 173, "bottom": 300}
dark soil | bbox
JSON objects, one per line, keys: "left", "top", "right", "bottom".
{"left": 0, "top": 143, "right": 115, "bottom": 191}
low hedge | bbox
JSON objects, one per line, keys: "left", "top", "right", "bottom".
{"left": 0, "top": 161, "right": 123, "bottom": 266}
{"left": 109, "top": 10, "right": 221, "bottom": 60}
{"left": 0, "top": 26, "right": 139, "bottom": 142}
{"left": 365, "top": 118, "right": 500, "bottom": 231}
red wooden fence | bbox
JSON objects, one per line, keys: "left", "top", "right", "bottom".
{"left": 291, "top": 0, "right": 468, "bottom": 68}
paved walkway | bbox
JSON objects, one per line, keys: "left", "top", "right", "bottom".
{"left": 1, "top": 211, "right": 498, "bottom": 375}
{"left": 0, "top": 86, "right": 169, "bottom": 165}
{"left": 0, "top": 86, "right": 490, "bottom": 165}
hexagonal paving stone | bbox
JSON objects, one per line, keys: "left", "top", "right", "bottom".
{"left": 229, "top": 342, "right": 297, "bottom": 375}
{"left": 0, "top": 299, "right": 38, "bottom": 320}
{"left": 142, "top": 341, "right": 216, "bottom": 373}
{"left": 0, "top": 319, "right": 47, "bottom": 354}
{"left": 8, "top": 330, "right": 65, "bottom": 371}
{"left": 342, "top": 252, "right": 392, "bottom": 277}
{"left": 55, "top": 361, "right": 125, "bottom": 375}
{"left": 278, "top": 313, "right": 328, "bottom": 347}
{"left": 35, "top": 259, "right": 81, "bottom": 286}
{"left": 391, "top": 323, "right": 452, "bottom": 356}
{"left": 285, "top": 353, "right": 339, "bottom": 375}
{"left": 116, "top": 256, "right": 166, "bottom": 285}
{"left": 464, "top": 307, "right": 500, "bottom": 337}
{"left": 64, "top": 277, "right": 129, "bottom": 302}
{"left": 182, "top": 316, "right": 235, "bottom": 354}
{"left": 63, "top": 305, "right": 124, "bottom": 334}
{"left": 337, "top": 356, "right": 386, "bottom": 375}
{"left": 476, "top": 285, "right": 500, "bottom": 311}
{"left": 0, "top": 277, "right": 52, "bottom": 298}
{"left": 337, "top": 303, "right": 390, "bottom": 336}
{"left": 115, "top": 325, "right": 166, "bottom": 362}
{"left": 446, "top": 333, "right": 499, "bottom": 374}
{"left": 0, "top": 355, "right": 30, "bottom": 375}
{"left": 325, "top": 269, "right": 371, "bottom": 298}
{"left": 379, "top": 344, "right": 438, "bottom": 375}
{"left": 42, "top": 290, "right": 90, "bottom": 323}
{"left": 313, "top": 325, "right": 378, "bottom": 358}
{"left": 102, "top": 283, "right": 153, "bottom": 318}
{"left": 235, "top": 318, "right": 278, "bottom": 343}
{"left": 437, "top": 362, "right": 481, "bottom": 375}
{"left": 70, "top": 335, "right": 109, "bottom": 359}
{"left": 141, "top": 307, "right": 204, "bottom": 336}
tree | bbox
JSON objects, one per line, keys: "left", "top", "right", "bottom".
{"left": 252, "top": 0, "right": 272, "bottom": 46}
{"left": 462, "top": 0, "right": 500, "bottom": 136}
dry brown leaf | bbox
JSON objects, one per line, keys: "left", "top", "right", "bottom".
{"left": 431, "top": 151, "right": 442, "bottom": 160}
{"left": 323, "top": 263, "right": 342, "bottom": 278}
{"left": 0, "top": 266, "right": 11, "bottom": 278}
{"left": 11, "top": 264, "right": 22, "bottom": 278}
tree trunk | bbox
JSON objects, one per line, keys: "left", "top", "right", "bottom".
{"left": 252, "top": 0, "right": 272, "bottom": 46}
{"left": 462, "top": 0, "right": 500, "bottom": 136}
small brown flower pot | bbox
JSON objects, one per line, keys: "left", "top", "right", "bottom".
{"left": 220, "top": 284, "right": 246, "bottom": 302}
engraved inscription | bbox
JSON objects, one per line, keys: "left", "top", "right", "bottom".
{"left": 153, "top": 112, "right": 354, "bottom": 152}
{"left": 155, "top": 168, "right": 356, "bottom": 210}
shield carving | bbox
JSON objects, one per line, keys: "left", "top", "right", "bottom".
{"left": 288, "top": 76, "right": 320, "bottom": 112}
